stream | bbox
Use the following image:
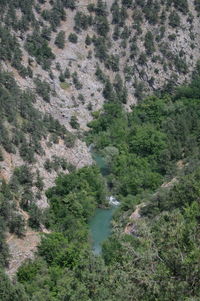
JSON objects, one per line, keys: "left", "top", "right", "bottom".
{"left": 89, "top": 207, "right": 116, "bottom": 254}
{"left": 89, "top": 147, "right": 119, "bottom": 255}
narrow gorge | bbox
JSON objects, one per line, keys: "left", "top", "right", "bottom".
{"left": 0, "top": 0, "right": 200, "bottom": 300}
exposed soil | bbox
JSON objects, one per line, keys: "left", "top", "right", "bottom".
{"left": 6, "top": 229, "right": 40, "bottom": 278}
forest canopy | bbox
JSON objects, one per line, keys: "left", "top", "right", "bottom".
{"left": 2, "top": 78, "right": 198, "bottom": 300}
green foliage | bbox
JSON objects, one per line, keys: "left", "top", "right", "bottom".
{"left": 68, "top": 32, "right": 78, "bottom": 43}
{"left": 138, "top": 52, "right": 147, "bottom": 65}
{"left": 59, "top": 71, "right": 65, "bottom": 82}
{"left": 44, "top": 156, "right": 75, "bottom": 173}
{"left": 144, "top": 31, "right": 155, "bottom": 55}
{"left": 174, "top": 55, "right": 188, "bottom": 74}
{"left": 194, "top": 0, "right": 200, "bottom": 13}
{"left": 9, "top": 213, "right": 25, "bottom": 237}
{"left": 10, "top": 79, "right": 200, "bottom": 301}
{"left": 0, "top": 70, "right": 76, "bottom": 237}
{"left": 41, "top": 2, "right": 66, "bottom": 30}
{"left": 0, "top": 0, "right": 35, "bottom": 32}
{"left": 169, "top": 11, "right": 181, "bottom": 27}
{"left": 129, "top": 124, "right": 166, "bottom": 159}
{"left": 64, "top": 67, "right": 70, "bottom": 78}
{"left": 72, "top": 71, "right": 82, "bottom": 90}
{"left": 78, "top": 93, "right": 85, "bottom": 104}
{"left": 42, "top": 166, "right": 107, "bottom": 256}
{"left": 112, "top": 24, "right": 120, "bottom": 40}
{"left": 19, "top": 137, "right": 35, "bottom": 163}
{"left": 55, "top": 30, "right": 65, "bottom": 49}
{"left": 93, "top": 36, "right": 109, "bottom": 62}
{"left": 94, "top": 15, "right": 110, "bottom": 37}
{"left": 95, "top": 0, "right": 108, "bottom": 17}
{"left": 0, "top": 71, "right": 72, "bottom": 159}
{"left": 1, "top": 1, "right": 200, "bottom": 299}
{"left": 85, "top": 34, "right": 92, "bottom": 45}
{"left": 88, "top": 99, "right": 164, "bottom": 194}
{"left": 173, "top": 0, "right": 189, "bottom": 14}
{"left": 35, "top": 171, "right": 44, "bottom": 191}
{"left": 0, "top": 149, "right": 4, "bottom": 161}
{"left": 17, "top": 259, "right": 45, "bottom": 283}
{"left": 38, "top": 232, "right": 81, "bottom": 268}
{"left": 114, "top": 74, "right": 128, "bottom": 104}
{"left": 105, "top": 55, "right": 119, "bottom": 72}
{"left": 28, "top": 203, "right": 43, "bottom": 229}
{"left": 130, "top": 40, "right": 138, "bottom": 58}
{"left": 34, "top": 77, "right": 51, "bottom": 102}
{"left": 62, "top": 0, "right": 76, "bottom": 10}
{"left": 95, "top": 65, "right": 107, "bottom": 83}
{"left": 134, "top": 81, "right": 146, "bottom": 101}
{"left": 41, "top": 26, "right": 51, "bottom": 41}
{"left": 0, "top": 24, "right": 32, "bottom": 78}
{"left": 70, "top": 115, "right": 80, "bottom": 129}
{"left": 0, "top": 269, "right": 28, "bottom": 301}
{"left": 0, "top": 213, "right": 10, "bottom": 267}
{"left": 103, "top": 79, "right": 115, "bottom": 101}
{"left": 143, "top": 0, "right": 160, "bottom": 24}
{"left": 74, "top": 11, "right": 90, "bottom": 31}
{"left": 25, "top": 30, "right": 55, "bottom": 70}
{"left": 0, "top": 25, "right": 21, "bottom": 64}
{"left": 111, "top": 0, "right": 120, "bottom": 24}
{"left": 122, "top": 0, "right": 133, "bottom": 8}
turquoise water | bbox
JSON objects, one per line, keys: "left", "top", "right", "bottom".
{"left": 89, "top": 207, "right": 115, "bottom": 255}
{"left": 92, "top": 152, "right": 109, "bottom": 176}
{"left": 89, "top": 148, "right": 117, "bottom": 255}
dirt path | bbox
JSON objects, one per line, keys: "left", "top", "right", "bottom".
{"left": 124, "top": 203, "right": 146, "bottom": 235}
{"left": 6, "top": 234, "right": 14, "bottom": 243}
{"left": 18, "top": 207, "right": 29, "bottom": 221}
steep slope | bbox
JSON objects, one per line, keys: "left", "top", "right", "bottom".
{"left": 1, "top": 0, "right": 200, "bottom": 198}
{"left": 1, "top": 0, "right": 200, "bottom": 276}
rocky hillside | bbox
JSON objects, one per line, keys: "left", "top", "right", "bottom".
{"left": 0, "top": 0, "right": 200, "bottom": 273}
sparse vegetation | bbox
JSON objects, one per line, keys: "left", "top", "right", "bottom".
{"left": 60, "top": 82, "right": 70, "bottom": 90}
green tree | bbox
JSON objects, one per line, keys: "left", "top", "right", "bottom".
{"left": 0, "top": 270, "right": 28, "bottom": 301}
{"left": 85, "top": 34, "right": 92, "bottom": 45}
{"left": 70, "top": 115, "right": 80, "bottom": 129}
{"left": 169, "top": 11, "right": 181, "bottom": 27}
{"left": 55, "top": 31, "right": 65, "bottom": 49}
{"left": 68, "top": 32, "right": 78, "bottom": 43}
{"left": 9, "top": 214, "right": 25, "bottom": 237}
{"left": 144, "top": 31, "right": 155, "bottom": 55}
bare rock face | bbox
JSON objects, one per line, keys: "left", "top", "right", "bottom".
{"left": 6, "top": 231, "right": 41, "bottom": 278}
{"left": 7, "top": 0, "right": 200, "bottom": 126}
{"left": 0, "top": 136, "right": 93, "bottom": 209}
{"left": 33, "top": 138, "right": 93, "bottom": 208}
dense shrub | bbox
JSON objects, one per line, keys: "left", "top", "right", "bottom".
{"left": 144, "top": 31, "right": 155, "bottom": 55}
{"left": 68, "top": 32, "right": 78, "bottom": 43}
{"left": 55, "top": 31, "right": 65, "bottom": 49}
{"left": 169, "top": 11, "right": 181, "bottom": 27}
{"left": 34, "top": 78, "right": 51, "bottom": 102}
{"left": 25, "top": 31, "right": 55, "bottom": 69}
